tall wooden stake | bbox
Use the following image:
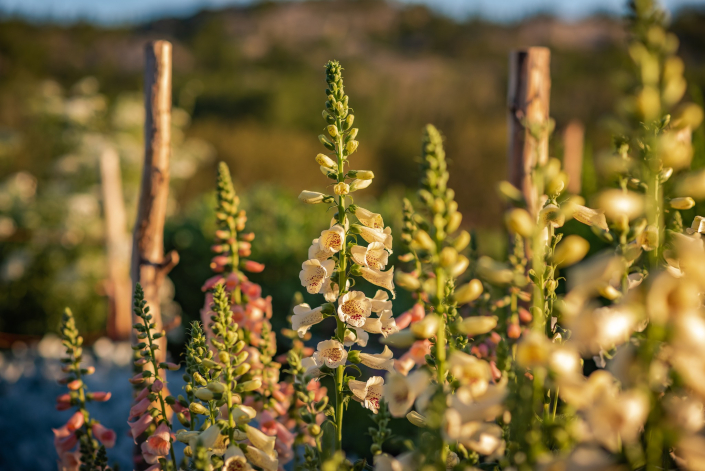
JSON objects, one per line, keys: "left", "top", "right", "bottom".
{"left": 100, "top": 147, "right": 132, "bottom": 340}
{"left": 563, "top": 120, "right": 585, "bottom": 195}
{"left": 131, "top": 40, "right": 179, "bottom": 362}
{"left": 507, "top": 47, "right": 551, "bottom": 218}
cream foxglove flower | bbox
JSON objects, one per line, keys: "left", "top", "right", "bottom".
{"left": 349, "top": 376, "right": 385, "bottom": 414}
{"left": 308, "top": 239, "right": 334, "bottom": 261}
{"left": 572, "top": 204, "right": 609, "bottom": 231}
{"left": 354, "top": 206, "right": 384, "bottom": 229}
{"left": 291, "top": 303, "right": 325, "bottom": 338}
{"left": 313, "top": 339, "right": 348, "bottom": 368}
{"left": 337, "top": 291, "right": 372, "bottom": 327}
{"left": 246, "top": 425, "right": 276, "bottom": 455}
{"left": 299, "top": 259, "right": 335, "bottom": 294}
{"left": 462, "top": 423, "right": 506, "bottom": 459}
{"left": 316, "top": 153, "right": 336, "bottom": 169}
{"left": 359, "top": 346, "right": 395, "bottom": 372}
{"left": 319, "top": 225, "right": 345, "bottom": 253}
{"left": 299, "top": 190, "right": 326, "bottom": 204}
{"left": 362, "top": 310, "right": 398, "bottom": 337}
{"left": 223, "top": 445, "right": 251, "bottom": 471}
{"left": 351, "top": 242, "right": 389, "bottom": 270}
{"left": 362, "top": 266, "right": 395, "bottom": 298}
{"left": 448, "top": 351, "right": 491, "bottom": 398}
{"left": 245, "top": 445, "right": 278, "bottom": 471}
{"left": 349, "top": 178, "right": 372, "bottom": 192}
{"left": 370, "top": 290, "right": 393, "bottom": 313}
{"left": 384, "top": 370, "right": 430, "bottom": 417}
{"left": 373, "top": 452, "right": 418, "bottom": 471}
{"left": 344, "top": 326, "right": 369, "bottom": 347}
{"left": 301, "top": 357, "right": 323, "bottom": 380}
{"left": 357, "top": 225, "right": 393, "bottom": 252}
{"left": 449, "top": 381, "right": 507, "bottom": 423}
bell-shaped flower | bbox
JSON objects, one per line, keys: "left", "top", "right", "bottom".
{"left": 373, "top": 452, "right": 418, "bottom": 471}
{"left": 357, "top": 225, "right": 393, "bottom": 252}
{"left": 571, "top": 204, "right": 609, "bottom": 231}
{"left": 351, "top": 242, "right": 389, "bottom": 270}
{"left": 361, "top": 310, "right": 398, "bottom": 337}
{"left": 354, "top": 206, "right": 384, "bottom": 229}
{"left": 299, "top": 259, "right": 335, "bottom": 294}
{"left": 586, "top": 389, "right": 649, "bottom": 452}
{"left": 128, "top": 411, "right": 154, "bottom": 443}
{"left": 53, "top": 425, "right": 78, "bottom": 454}
{"left": 141, "top": 422, "right": 171, "bottom": 464}
{"left": 308, "top": 238, "right": 334, "bottom": 261}
{"left": 344, "top": 326, "right": 369, "bottom": 347}
{"left": 245, "top": 445, "right": 278, "bottom": 471}
{"left": 349, "top": 179, "right": 372, "bottom": 192}
{"left": 370, "top": 290, "right": 392, "bottom": 313}
{"left": 301, "top": 356, "right": 323, "bottom": 380}
{"left": 223, "top": 445, "right": 251, "bottom": 471}
{"left": 246, "top": 425, "right": 276, "bottom": 455}
{"left": 318, "top": 225, "right": 345, "bottom": 253}
{"left": 349, "top": 376, "right": 384, "bottom": 414}
{"left": 291, "top": 303, "right": 325, "bottom": 338}
{"left": 384, "top": 370, "right": 430, "bottom": 417}
{"left": 462, "top": 423, "right": 506, "bottom": 459}
{"left": 359, "top": 346, "right": 395, "bottom": 372}
{"left": 92, "top": 423, "right": 116, "bottom": 448}
{"left": 361, "top": 266, "right": 395, "bottom": 298}
{"left": 449, "top": 380, "right": 508, "bottom": 423}
{"left": 298, "top": 190, "right": 326, "bottom": 204}
{"left": 313, "top": 339, "right": 348, "bottom": 368}
{"left": 337, "top": 291, "right": 372, "bottom": 327}
{"left": 448, "top": 351, "right": 491, "bottom": 398}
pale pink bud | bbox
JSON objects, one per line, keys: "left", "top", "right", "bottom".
{"left": 210, "top": 255, "right": 229, "bottom": 273}
{"left": 226, "top": 272, "right": 241, "bottom": 290}
{"left": 162, "top": 362, "right": 180, "bottom": 371}
{"left": 67, "top": 380, "right": 82, "bottom": 390}
{"left": 92, "top": 423, "right": 116, "bottom": 448}
{"left": 84, "top": 366, "right": 95, "bottom": 375}
{"left": 89, "top": 391, "right": 111, "bottom": 402}
{"left": 128, "top": 412, "right": 154, "bottom": 442}
{"left": 66, "top": 411, "right": 84, "bottom": 431}
{"left": 134, "top": 358, "right": 148, "bottom": 367}
{"left": 129, "top": 373, "right": 146, "bottom": 385}
{"left": 507, "top": 323, "right": 522, "bottom": 339}
{"left": 151, "top": 379, "right": 164, "bottom": 393}
{"left": 242, "top": 260, "right": 265, "bottom": 273}
{"left": 395, "top": 312, "right": 413, "bottom": 330}
{"left": 240, "top": 281, "right": 262, "bottom": 299}
{"left": 240, "top": 232, "right": 255, "bottom": 241}
{"left": 518, "top": 307, "right": 532, "bottom": 324}
{"left": 53, "top": 428, "right": 78, "bottom": 454}
{"left": 201, "top": 275, "right": 224, "bottom": 292}
{"left": 135, "top": 386, "right": 151, "bottom": 402}
{"left": 129, "top": 397, "right": 151, "bottom": 419}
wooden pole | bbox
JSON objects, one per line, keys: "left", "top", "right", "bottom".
{"left": 507, "top": 47, "right": 551, "bottom": 218}
{"left": 563, "top": 120, "right": 585, "bottom": 195}
{"left": 131, "top": 40, "right": 179, "bottom": 362}
{"left": 100, "top": 147, "right": 132, "bottom": 341}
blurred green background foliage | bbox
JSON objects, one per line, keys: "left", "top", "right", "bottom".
{"left": 1, "top": 0, "right": 705, "bottom": 339}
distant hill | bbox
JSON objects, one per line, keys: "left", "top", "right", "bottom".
{"left": 1, "top": 0, "right": 704, "bottom": 227}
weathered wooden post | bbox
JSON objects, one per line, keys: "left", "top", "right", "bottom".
{"left": 563, "top": 120, "right": 585, "bottom": 195}
{"left": 130, "top": 40, "right": 179, "bottom": 362}
{"left": 100, "top": 147, "right": 132, "bottom": 340}
{"left": 507, "top": 47, "right": 551, "bottom": 218}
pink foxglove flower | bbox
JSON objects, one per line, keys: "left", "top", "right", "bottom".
{"left": 141, "top": 422, "right": 172, "bottom": 464}
{"left": 91, "top": 423, "right": 116, "bottom": 448}
{"left": 243, "top": 260, "right": 265, "bottom": 273}
{"left": 128, "top": 412, "right": 154, "bottom": 442}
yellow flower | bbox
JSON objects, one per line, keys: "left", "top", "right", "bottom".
{"left": 334, "top": 182, "right": 350, "bottom": 195}
{"left": 448, "top": 351, "right": 491, "bottom": 397}
{"left": 298, "top": 190, "right": 326, "bottom": 204}
{"left": 361, "top": 266, "right": 396, "bottom": 298}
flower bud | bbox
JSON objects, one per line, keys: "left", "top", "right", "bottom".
{"left": 319, "top": 134, "right": 335, "bottom": 151}
{"left": 406, "top": 411, "right": 428, "bottom": 428}
{"left": 669, "top": 197, "right": 695, "bottom": 210}
{"left": 316, "top": 153, "right": 336, "bottom": 169}
{"left": 327, "top": 125, "right": 338, "bottom": 137}
{"left": 299, "top": 190, "right": 326, "bottom": 204}
{"left": 334, "top": 182, "right": 350, "bottom": 195}
{"left": 381, "top": 330, "right": 417, "bottom": 348}
{"left": 344, "top": 114, "right": 355, "bottom": 130}
{"left": 207, "top": 382, "right": 226, "bottom": 394}
{"left": 309, "top": 424, "right": 321, "bottom": 436}
{"left": 242, "top": 260, "right": 265, "bottom": 273}
{"left": 446, "top": 212, "right": 462, "bottom": 233}
{"left": 551, "top": 235, "right": 589, "bottom": 268}
{"left": 674, "top": 103, "right": 704, "bottom": 129}
{"left": 498, "top": 181, "right": 524, "bottom": 204}
{"left": 457, "top": 316, "right": 497, "bottom": 337}
{"left": 454, "top": 279, "right": 484, "bottom": 305}
{"left": 233, "top": 363, "right": 251, "bottom": 376}
{"left": 347, "top": 350, "right": 361, "bottom": 364}
{"left": 453, "top": 231, "right": 470, "bottom": 252}
{"left": 237, "top": 379, "right": 262, "bottom": 392}
{"left": 396, "top": 272, "right": 420, "bottom": 291}
{"left": 195, "top": 388, "right": 214, "bottom": 401}
{"left": 411, "top": 315, "right": 440, "bottom": 339}
{"left": 353, "top": 170, "right": 374, "bottom": 180}
{"left": 189, "top": 402, "right": 208, "bottom": 415}
{"left": 439, "top": 247, "right": 458, "bottom": 267}
{"left": 449, "top": 255, "right": 469, "bottom": 278}
{"left": 349, "top": 179, "right": 372, "bottom": 192}
{"left": 413, "top": 230, "right": 436, "bottom": 251}
{"left": 177, "top": 412, "right": 190, "bottom": 426}
{"left": 218, "top": 351, "right": 230, "bottom": 363}
{"left": 505, "top": 208, "right": 534, "bottom": 238}
{"left": 345, "top": 140, "right": 359, "bottom": 155}
{"left": 595, "top": 189, "right": 644, "bottom": 221}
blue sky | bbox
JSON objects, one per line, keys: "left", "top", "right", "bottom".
{"left": 0, "top": 0, "right": 703, "bottom": 25}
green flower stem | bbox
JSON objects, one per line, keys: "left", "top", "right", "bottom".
{"left": 333, "top": 112, "right": 347, "bottom": 451}
{"left": 138, "top": 298, "right": 177, "bottom": 467}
